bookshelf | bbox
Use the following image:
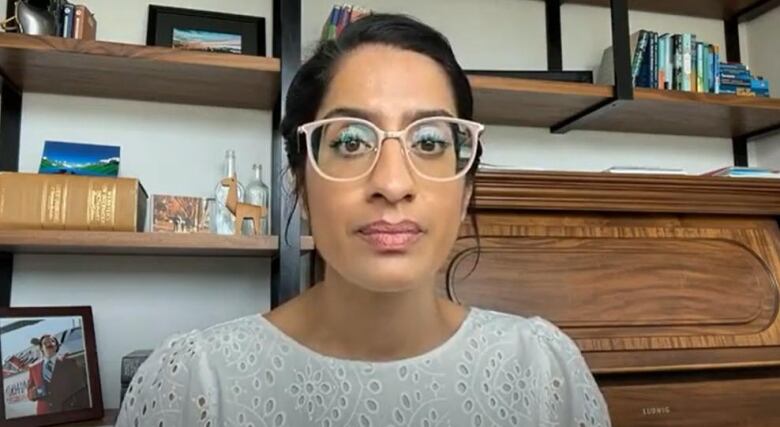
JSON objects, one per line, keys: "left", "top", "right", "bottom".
{"left": 470, "top": 76, "right": 780, "bottom": 138}
{"left": 546, "top": 0, "right": 780, "bottom": 21}
{"left": 0, "top": 32, "right": 774, "bottom": 140}
{"left": 0, "top": 231, "right": 315, "bottom": 257}
{"left": 0, "top": 33, "right": 280, "bottom": 109}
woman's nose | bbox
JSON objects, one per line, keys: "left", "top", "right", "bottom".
{"left": 367, "top": 138, "right": 416, "bottom": 204}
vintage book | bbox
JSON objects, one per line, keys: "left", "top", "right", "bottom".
{"left": 73, "top": 5, "right": 97, "bottom": 40}
{"left": 152, "top": 194, "right": 210, "bottom": 233}
{"left": 0, "top": 172, "right": 147, "bottom": 231}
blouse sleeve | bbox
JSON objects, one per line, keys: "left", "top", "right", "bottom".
{"left": 115, "top": 330, "right": 220, "bottom": 427}
{"left": 530, "top": 317, "right": 612, "bottom": 427}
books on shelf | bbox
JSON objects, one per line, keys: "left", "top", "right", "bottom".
{"left": 702, "top": 166, "right": 780, "bottom": 179}
{"left": 597, "top": 30, "right": 771, "bottom": 97}
{"left": 57, "top": 2, "right": 97, "bottom": 40}
{"left": 0, "top": 172, "right": 147, "bottom": 231}
{"left": 321, "top": 4, "right": 372, "bottom": 41}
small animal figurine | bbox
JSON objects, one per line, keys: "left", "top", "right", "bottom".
{"left": 220, "top": 177, "right": 267, "bottom": 235}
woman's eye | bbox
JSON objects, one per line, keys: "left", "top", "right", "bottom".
{"left": 412, "top": 134, "right": 450, "bottom": 155}
{"left": 329, "top": 128, "right": 374, "bottom": 155}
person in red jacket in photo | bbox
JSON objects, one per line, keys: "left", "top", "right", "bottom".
{"left": 26, "top": 334, "right": 90, "bottom": 415}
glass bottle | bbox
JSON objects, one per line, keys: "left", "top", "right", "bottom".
{"left": 213, "top": 149, "right": 244, "bottom": 235}
{"left": 243, "top": 163, "right": 271, "bottom": 235}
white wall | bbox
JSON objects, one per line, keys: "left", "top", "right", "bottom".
{"left": 3, "top": 0, "right": 275, "bottom": 410}
{"left": 3, "top": 0, "right": 778, "bottom": 411}
{"left": 745, "top": 6, "right": 780, "bottom": 168}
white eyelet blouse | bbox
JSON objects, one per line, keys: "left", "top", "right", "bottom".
{"left": 116, "top": 307, "right": 611, "bottom": 426}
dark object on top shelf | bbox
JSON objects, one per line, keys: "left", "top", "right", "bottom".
{"left": 0, "top": 0, "right": 57, "bottom": 35}
{"left": 146, "top": 5, "right": 266, "bottom": 56}
{"left": 465, "top": 69, "right": 593, "bottom": 84}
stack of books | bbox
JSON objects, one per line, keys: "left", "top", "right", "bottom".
{"left": 55, "top": 2, "right": 97, "bottom": 40}
{"left": 598, "top": 30, "right": 771, "bottom": 96}
{"left": 321, "top": 4, "right": 372, "bottom": 41}
{"left": 719, "top": 63, "right": 770, "bottom": 97}
{"left": 702, "top": 166, "right": 780, "bottom": 178}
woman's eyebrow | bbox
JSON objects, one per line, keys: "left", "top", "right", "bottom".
{"left": 320, "top": 107, "right": 456, "bottom": 123}
{"left": 321, "top": 107, "right": 373, "bottom": 120}
{"left": 403, "top": 109, "right": 455, "bottom": 122}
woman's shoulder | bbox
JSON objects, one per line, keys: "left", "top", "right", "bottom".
{"left": 469, "top": 307, "right": 582, "bottom": 358}
{"left": 155, "top": 312, "right": 272, "bottom": 359}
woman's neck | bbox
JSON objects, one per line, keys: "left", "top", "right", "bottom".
{"left": 266, "top": 266, "right": 468, "bottom": 361}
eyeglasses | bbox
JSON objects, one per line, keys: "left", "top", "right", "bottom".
{"left": 297, "top": 116, "right": 484, "bottom": 182}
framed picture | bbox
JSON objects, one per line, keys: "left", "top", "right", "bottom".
{"left": 0, "top": 307, "right": 103, "bottom": 426}
{"left": 38, "top": 141, "right": 121, "bottom": 177}
{"left": 146, "top": 5, "right": 266, "bottom": 56}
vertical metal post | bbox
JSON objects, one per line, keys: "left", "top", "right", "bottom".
{"left": 724, "top": 17, "right": 748, "bottom": 166}
{"left": 550, "top": 0, "right": 632, "bottom": 133}
{"left": 545, "top": 0, "right": 562, "bottom": 71}
{"left": 270, "top": 0, "right": 302, "bottom": 308}
{"left": 733, "top": 137, "right": 749, "bottom": 166}
{"left": 724, "top": 18, "right": 741, "bottom": 64}
{"left": 610, "top": 0, "right": 633, "bottom": 101}
{"left": 0, "top": 81, "right": 22, "bottom": 307}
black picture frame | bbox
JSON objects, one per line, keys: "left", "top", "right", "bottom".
{"left": 146, "top": 5, "right": 266, "bottom": 56}
{"left": 0, "top": 306, "right": 103, "bottom": 427}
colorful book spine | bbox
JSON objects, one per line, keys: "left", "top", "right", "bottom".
{"left": 673, "top": 34, "right": 682, "bottom": 90}
{"left": 681, "top": 33, "right": 692, "bottom": 91}
{"left": 658, "top": 34, "right": 665, "bottom": 89}
{"left": 664, "top": 34, "right": 673, "bottom": 90}
{"left": 62, "top": 3, "right": 74, "bottom": 38}
{"left": 631, "top": 30, "right": 649, "bottom": 85}
{"left": 696, "top": 42, "right": 705, "bottom": 93}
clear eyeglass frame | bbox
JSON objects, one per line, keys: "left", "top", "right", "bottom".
{"left": 297, "top": 116, "right": 485, "bottom": 182}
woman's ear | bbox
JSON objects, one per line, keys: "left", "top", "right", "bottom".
{"left": 460, "top": 183, "right": 473, "bottom": 222}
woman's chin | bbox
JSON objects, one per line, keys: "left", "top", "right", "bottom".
{"left": 345, "top": 263, "right": 432, "bottom": 293}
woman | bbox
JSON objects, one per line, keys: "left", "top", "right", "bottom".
{"left": 117, "top": 13, "right": 611, "bottom": 427}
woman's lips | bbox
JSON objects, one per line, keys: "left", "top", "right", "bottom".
{"left": 357, "top": 220, "right": 423, "bottom": 252}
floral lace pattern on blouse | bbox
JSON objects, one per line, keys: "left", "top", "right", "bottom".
{"left": 116, "top": 308, "right": 611, "bottom": 427}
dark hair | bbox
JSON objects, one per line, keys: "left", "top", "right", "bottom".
{"left": 280, "top": 13, "right": 482, "bottom": 281}
{"left": 32, "top": 334, "right": 60, "bottom": 353}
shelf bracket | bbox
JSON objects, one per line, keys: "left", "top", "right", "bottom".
{"left": 551, "top": 0, "right": 632, "bottom": 134}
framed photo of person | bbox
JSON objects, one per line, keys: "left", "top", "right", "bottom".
{"left": 0, "top": 307, "right": 103, "bottom": 426}
{"left": 146, "top": 5, "right": 266, "bottom": 56}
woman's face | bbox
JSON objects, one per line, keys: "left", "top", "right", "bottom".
{"left": 305, "top": 44, "right": 471, "bottom": 293}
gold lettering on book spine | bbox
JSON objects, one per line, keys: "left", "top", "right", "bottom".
{"left": 87, "top": 182, "right": 117, "bottom": 226}
{"left": 42, "top": 181, "right": 67, "bottom": 225}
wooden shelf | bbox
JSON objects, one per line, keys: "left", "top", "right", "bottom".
{"left": 0, "top": 33, "right": 280, "bottom": 109}
{"left": 583, "top": 87, "right": 780, "bottom": 138}
{"left": 0, "top": 230, "right": 315, "bottom": 257}
{"left": 474, "top": 169, "right": 780, "bottom": 215}
{"left": 550, "top": 0, "right": 779, "bottom": 21}
{"left": 470, "top": 76, "right": 780, "bottom": 139}
{"left": 470, "top": 75, "right": 612, "bottom": 127}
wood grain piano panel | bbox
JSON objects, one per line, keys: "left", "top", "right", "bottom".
{"left": 447, "top": 237, "right": 776, "bottom": 334}
{"left": 441, "top": 212, "right": 780, "bottom": 371}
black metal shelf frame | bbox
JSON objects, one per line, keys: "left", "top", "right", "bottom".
{"left": 545, "top": 0, "right": 780, "bottom": 167}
